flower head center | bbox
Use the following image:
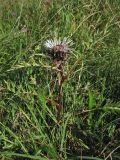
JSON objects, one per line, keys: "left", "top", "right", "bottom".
{"left": 54, "top": 44, "right": 65, "bottom": 52}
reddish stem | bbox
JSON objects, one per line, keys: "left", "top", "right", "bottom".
{"left": 56, "top": 62, "right": 67, "bottom": 113}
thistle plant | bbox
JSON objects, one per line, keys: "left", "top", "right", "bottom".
{"left": 44, "top": 37, "right": 73, "bottom": 115}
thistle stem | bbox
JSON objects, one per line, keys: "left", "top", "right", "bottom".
{"left": 56, "top": 61, "right": 67, "bottom": 114}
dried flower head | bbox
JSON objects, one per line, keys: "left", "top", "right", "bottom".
{"left": 44, "top": 37, "right": 73, "bottom": 61}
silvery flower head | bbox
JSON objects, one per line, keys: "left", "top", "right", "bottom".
{"left": 44, "top": 37, "right": 73, "bottom": 61}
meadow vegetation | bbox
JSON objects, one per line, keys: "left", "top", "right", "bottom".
{"left": 0, "top": 0, "right": 120, "bottom": 159}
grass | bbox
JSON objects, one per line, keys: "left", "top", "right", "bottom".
{"left": 0, "top": 0, "right": 120, "bottom": 159}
